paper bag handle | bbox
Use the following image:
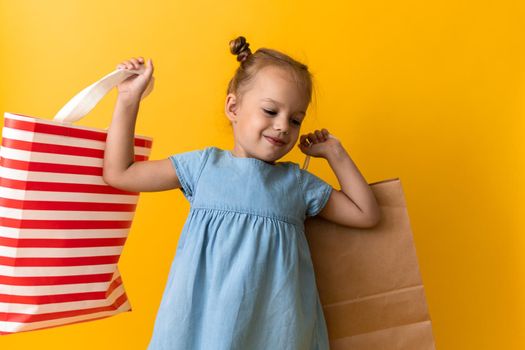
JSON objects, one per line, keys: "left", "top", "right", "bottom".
{"left": 53, "top": 66, "right": 153, "bottom": 124}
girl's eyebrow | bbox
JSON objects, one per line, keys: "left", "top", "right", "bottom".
{"left": 261, "top": 98, "right": 306, "bottom": 115}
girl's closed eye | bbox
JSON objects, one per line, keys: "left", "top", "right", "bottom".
{"left": 263, "top": 109, "right": 302, "bottom": 126}
{"left": 263, "top": 108, "right": 277, "bottom": 116}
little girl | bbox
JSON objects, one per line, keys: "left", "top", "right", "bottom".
{"left": 103, "top": 36, "right": 380, "bottom": 350}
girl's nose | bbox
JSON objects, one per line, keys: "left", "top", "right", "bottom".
{"left": 273, "top": 118, "right": 290, "bottom": 133}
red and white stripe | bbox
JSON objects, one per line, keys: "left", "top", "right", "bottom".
{"left": 0, "top": 112, "right": 152, "bottom": 335}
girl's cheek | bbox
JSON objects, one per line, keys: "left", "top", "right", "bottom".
{"left": 254, "top": 117, "right": 268, "bottom": 128}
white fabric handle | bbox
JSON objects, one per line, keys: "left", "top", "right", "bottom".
{"left": 53, "top": 66, "right": 153, "bottom": 124}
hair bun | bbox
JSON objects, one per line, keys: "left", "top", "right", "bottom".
{"left": 229, "top": 36, "right": 252, "bottom": 63}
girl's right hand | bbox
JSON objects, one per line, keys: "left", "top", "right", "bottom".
{"left": 116, "top": 56, "right": 155, "bottom": 101}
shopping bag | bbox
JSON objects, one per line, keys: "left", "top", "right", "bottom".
{"left": 303, "top": 169, "right": 436, "bottom": 348}
{"left": 0, "top": 67, "right": 153, "bottom": 335}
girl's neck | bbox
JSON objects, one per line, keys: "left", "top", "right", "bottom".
{"left": 228, "top": 149, "right": 276, "bottom": 165}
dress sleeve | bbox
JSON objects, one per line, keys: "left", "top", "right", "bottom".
{"left": 168, "top": 147, "right": 208, "bottom": 203}
{"left": 298, "top": 168, "right": 333, "bottom": 217}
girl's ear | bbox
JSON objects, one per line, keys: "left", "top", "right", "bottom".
{"left": 225, "top": 93, "right": 238, "bottom": 122}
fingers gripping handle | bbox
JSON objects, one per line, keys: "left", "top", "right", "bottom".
{"left": 301, "top": 134, "right": 338, "bottom": 170}
{"left": 53, "top": 66, "right": 152, "bottom": 124}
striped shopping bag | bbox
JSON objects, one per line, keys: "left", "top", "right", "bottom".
{"left": 0, "top": 66, "right": 154, "bottom": 335}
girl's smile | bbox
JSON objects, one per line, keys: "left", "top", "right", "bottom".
{"left": 264, "top": 135, "right": 286, "bottom": 146}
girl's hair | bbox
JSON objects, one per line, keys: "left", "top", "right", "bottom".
{"left": 226, "top": 36, "right": 315, "bottom": 121}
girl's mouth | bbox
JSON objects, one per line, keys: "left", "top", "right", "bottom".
{"left": 264, "top": 136, "right": 285, "bottom": 147}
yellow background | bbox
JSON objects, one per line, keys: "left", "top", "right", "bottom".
{"left": 1, "top": 0, "right": 524, "bottom": 349}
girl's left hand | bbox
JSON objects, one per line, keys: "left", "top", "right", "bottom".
{"left": 298, "top": 128, "right": 340, "bottom": 158}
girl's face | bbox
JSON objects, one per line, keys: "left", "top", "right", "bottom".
{"left": 225, "top": 66, "right": 308, "bottom": 164}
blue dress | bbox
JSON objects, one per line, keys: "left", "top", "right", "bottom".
{"left": 147, "top": 146, "right": 333, "bottom": 350}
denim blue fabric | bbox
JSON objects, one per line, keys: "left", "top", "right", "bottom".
{"left": 147, "top": 146, "right": 333, "bottom": 350}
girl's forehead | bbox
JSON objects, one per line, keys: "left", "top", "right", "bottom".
{"left": 254, "top": 66, "right": 297, "bottom": 88}
{"left": 250, "top": 69, "right": 305, "bottom": 105}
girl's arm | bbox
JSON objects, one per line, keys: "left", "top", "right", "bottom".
{"left": 317, "top": 145, "right": 381, "bottom": 228}
{"left": 103, "top": 90, "right": 182, "bottom": 193}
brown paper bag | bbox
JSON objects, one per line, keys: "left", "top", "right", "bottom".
{"left": 304, "top": 178, "right": 436, "bottom": 349}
